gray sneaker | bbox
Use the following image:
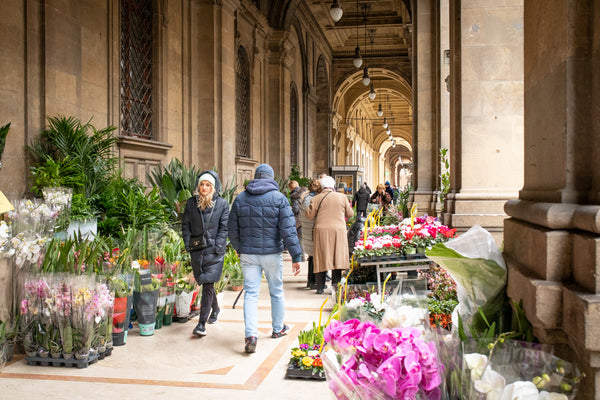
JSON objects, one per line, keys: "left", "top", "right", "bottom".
{"left": 245, "top": 336, "right": 257, "bottom": 353}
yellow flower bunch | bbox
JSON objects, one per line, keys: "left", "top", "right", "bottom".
{"left": 302, "top": 356, "right": 313, "bottom": 367}
{"left": 292, "top": 349, "right": 306, "bottom": 358}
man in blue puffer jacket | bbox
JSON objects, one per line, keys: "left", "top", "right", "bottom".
{"left": 228, "top": 163, "right": 302, "bottom": 353}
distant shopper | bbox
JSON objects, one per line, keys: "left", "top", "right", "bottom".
{"left": 352, "top": 182, "right": 371, "bottom": 218}
{"left": 370, "top": 183, "right": 392, "bottom": 214}
{"left": 182, "top": 170, "right": 229, "bottom": 337}
{"left": 306, "top": 176, "right": 353, "bottom": 294}
{"left": 299, "top": 179, "right": 322, "bottom": 289}
{"left": 288, "top": 180, "right": 307, "bottom": 255}
{"left": 384, "top": 181, "right": 395, "bottom": 204}
{"left": 228, "top": 163, "right": 302, "bottom": 353}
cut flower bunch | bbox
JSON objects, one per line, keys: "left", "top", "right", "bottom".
{"left": 353, "top": 215, "right": 456, "bottom": 260}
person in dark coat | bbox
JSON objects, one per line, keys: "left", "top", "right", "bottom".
{"left": 288, "top": 180, "right": 307, "bottom": 257}
{"left": 228, "top": 163, "right": 302, "bottom": 353}
{"left": 385, "top": 181, "right": 395, "bottom": 204}
{"left": 352, "top": 183, "right": 371, "bottom": 218}
{"left": 182, "top": 170, "right": 229, "bottom": 337}
{"left": 370, "top": 183, "right": 392, "bottom": 214}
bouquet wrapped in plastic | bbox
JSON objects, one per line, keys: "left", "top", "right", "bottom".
{"left": 322, "top": 319, "right": 444, "bottom": 399}
{"left": 460, "top": 339, "right": 583, "bottom": 399}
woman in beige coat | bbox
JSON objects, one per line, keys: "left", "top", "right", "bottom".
{"left": 305, "top": 176, "right": 353, "bottom": 294}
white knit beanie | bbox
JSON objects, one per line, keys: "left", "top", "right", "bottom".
{"left": 198, "top": 173, "right": 216, "bottom": 187}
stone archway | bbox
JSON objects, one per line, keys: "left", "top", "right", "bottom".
{"left": 331, "top": 67, "right": 413, "bottom": 185}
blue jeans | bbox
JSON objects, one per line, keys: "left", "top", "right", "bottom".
{"left": 241, "top": 253, "right": 285, "bottom": 338}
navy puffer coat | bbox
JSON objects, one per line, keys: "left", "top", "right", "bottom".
{"left": 228, "top": 178, "right": 303, "bottom": 263}
{"left": 181, "top": 170, "right": 229, "bottom": 284}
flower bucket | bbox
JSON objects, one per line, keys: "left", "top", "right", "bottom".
{"left": 155, "top": 306, "right": 165, "bottom": 329}
{"left": 67, "top": 218, "right": 97, "bottom": 240}
{"left": 133, "top": 289, "right": 159, "bottom": 336}
{"left": 112, "top": 295, "right": 133, "bottom": 346}
{"left": 163, "top": 293, "right": 176, "bottom": 326}
{"left": 138, "top": 323, "right": 155, "bottom": 336}
{"left": 175, "top": 291, "right": 194, "bottom": 318}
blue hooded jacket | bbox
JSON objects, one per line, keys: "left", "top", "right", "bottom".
{"left": 228, "top": 178, "right": 303, "bottom": 262}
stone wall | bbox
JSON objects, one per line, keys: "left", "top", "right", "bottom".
{"left": 505, "top": 1, "right": 600, "bottom": 396}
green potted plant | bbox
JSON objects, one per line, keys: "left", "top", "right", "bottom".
{"left": 223, "top": 247, "right": 243, "bottom": 291}
{"left": 67, "top": 193, "right": 97, "bottom": 239}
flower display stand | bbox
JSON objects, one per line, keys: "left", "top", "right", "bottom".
{"left": 25, "top": 353, "right": 100, "bottom": 369}
{"left": 357, "top": 255, "right": 432, "bottom": 295}
{"left": 285, "top": 365, "right": 326, "bottom": 381}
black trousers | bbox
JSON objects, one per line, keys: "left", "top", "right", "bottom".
{"left": 307, "top": 256, "right": 315, "bottom": 286}
{"left": 316, "top": 269, "right": 342, "bottom": 291}
{"left": 198, "top": 282, "right": 220, "bottom": 324}
{"left": 357, "top": 209, "right": 367, "bottom": 218}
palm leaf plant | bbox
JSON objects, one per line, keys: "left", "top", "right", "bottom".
{"left": 26, "top": 115, "right": 117, "bottom": 207}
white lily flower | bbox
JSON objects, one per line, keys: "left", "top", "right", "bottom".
{"left": 473, "top": 365, "right": 506, "bottom": 400}
{"left": 499, "top": 381, "right": 540, "bottom": 400}
{"left": 465, "top": 353, "right": 488, "bottom": 381}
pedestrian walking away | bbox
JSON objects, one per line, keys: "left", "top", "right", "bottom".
{"left": 228, "top": 163, "right": 302, "bottom": 354}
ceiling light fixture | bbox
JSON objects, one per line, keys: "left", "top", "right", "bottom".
{"left": 362, "top": 67, "right": 370, "bottom": 86}
{"left": 382, "top": 117, "right": 388, "bottom": 129}
{"left": 352, "top": 0, "right": 362, "bottom": 68}
{"left": 377, "top": 103, "right": 383, "bottom": 117}
{"left": 329, "top": 0, "right": 343, "bottom": 22}
{"left": 369, "top": 83, "right": 376, "bottom": 100}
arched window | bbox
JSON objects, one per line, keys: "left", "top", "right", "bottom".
{"left": 120, "top": 0, "right": 153, "bottom": 139}
{"left": 235, "top": 46, "right": 251, "bottom": 158}
{"left": 290, "top": 83, "right": 298, "bottom": 166}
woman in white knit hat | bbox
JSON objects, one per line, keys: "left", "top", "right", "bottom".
{"left": 182, "top": 170, "right": 229, "bottom": 337}
{"left": 305, "top": 175, "right": 353, "bottom": 294}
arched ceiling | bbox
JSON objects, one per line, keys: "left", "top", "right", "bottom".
{"left": 333, "top": 68, "right": 413, "bottom": 152}
{"left": 305, "top": 0, "right": 411, "bottom": 57}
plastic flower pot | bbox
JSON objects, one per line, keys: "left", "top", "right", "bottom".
{"left": 133, "top": 289, "right": 159, "bottom": 336}
{"left": 112, "top": 295, "right": 133, "bottom": 346}
{"left": 163, "top": 302, "right": 174, "bottom": 326}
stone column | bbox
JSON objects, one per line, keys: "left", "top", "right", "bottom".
{"left": 444, "top": 0, "right": 523, "bottom": 242}
{"left": 197, "top": 0, "right": 238, "bottom": 179}
{"left": 412, "top": 0, "right": 440, "bottom": 215}
{"left": 504, "top": 1, "right": 600, "bottom": 395}
{"left": 265, "top": 30, "right": 294, "bottom": 176}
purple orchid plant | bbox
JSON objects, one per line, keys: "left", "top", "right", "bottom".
{"left": 324, "top": 319, "right": 443, "bottom": 399}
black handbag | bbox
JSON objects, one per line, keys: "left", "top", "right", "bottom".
{"left": 189, "top": 235, "right": 206, "bottom": 251}
{"left": 189, "top": 204, "right": 209, "bottom": 251}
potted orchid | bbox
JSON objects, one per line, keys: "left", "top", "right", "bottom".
{"left": 321, "top": 319, "right": 444, "bottom": 399}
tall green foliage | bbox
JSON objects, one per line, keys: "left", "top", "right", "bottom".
{"left": 98, "top": 173, "right": 168, "bottom": 237}
{"left": 26, "top": 115, "right": 117, "bottom": 198}
{"left": 147, "top": 158, "right": 200, "bottom": 221}
{"left": 288, "top": 164, "right": 310, "bottom": 188}
{"left": 439, "top": 148, "right": 450, "bottom": 209}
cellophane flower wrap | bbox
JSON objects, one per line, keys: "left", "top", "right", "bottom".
{"left": 459, "top": 339, "right": 583, "bottom": 400}
{"left": 93, "top": 281, "right": 114, "bottom": 350}
{"left": 322, "top": 319, "right": 444, "bottom": 399}
{"left": 70, "top": 275, "right": 96, "bottom": 359}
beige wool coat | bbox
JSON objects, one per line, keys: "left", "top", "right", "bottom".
{"left": 305, "top": 188, "right": 353, "bottom": 274}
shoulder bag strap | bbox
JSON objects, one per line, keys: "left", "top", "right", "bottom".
{"left": 313, "top": 191, "right": 332, "bottom": 224}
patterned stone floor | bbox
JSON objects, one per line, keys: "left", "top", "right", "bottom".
{"left": 0, "top": 258, "right": 334, "bottom": 400}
